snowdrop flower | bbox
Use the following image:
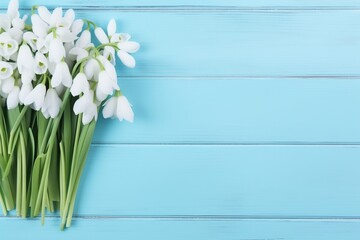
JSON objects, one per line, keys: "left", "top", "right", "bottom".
{"left": 69, "top": 30, "right": 92, "bottom": 61}
{"left": 6, "top": 85, "right": 19, "bottom": 109}
{"left": 49, "top": 38, "right": 65, "bottom": 63}
{"left": 51, "top": 61, "right": 72, "bottom": 88}
{"left": 83, "top": 58, "right": 100, "bottom": 80}
{"left": 23, "top": 32, "right": 38, "bottom": 52}
{"left": 117, "top": 40, "right": 140, "bottom": 68}
{"left": 0, "top": 32, "right": 18, "bottom": 59}
{"left": 103, "top": 93, "right": 134, "bottom": 123}
{"left": 73, "top": 90, "right": 98, "bottom": 125}
{"left": 1, "top": 77, "right": 15, "bottom": 96}
{"left": 24, "top": 83, "right": 46, "bottom": 110}
{"left": 34, "top": 52, "right": 48, "bottom": 74}
{"left": 17, "top": 44, "right": 35, "bottom": 83}
{"left": 31, "top": 14, "right": 49, "bottom": 39}
{"left": 96, "top": 70, "right": 118, "bottom": 101}
{"left": 95, "top": 19, "right": 140, "bottom": 68}
{"left": 0, "top": 61, "right": 13, "bottom": 79}
{"left": 19, "top": 83, "right": 33, "bottom": 104}
{"left": 41, "top": 88, "right": 62, "bottom": 118}
{"left": 70, "top": 72, "right": 89, "bottom": 96}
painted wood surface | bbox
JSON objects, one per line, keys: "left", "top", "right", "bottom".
{"left": 1, "top": 0, "right": 360, "bottom": 239}
{"left": 2, "top": 218, "right": 360, "bottom": 240}
{"left": 1, "top": 0, "right": 360, "bottom": 8}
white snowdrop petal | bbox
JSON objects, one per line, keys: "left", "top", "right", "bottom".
{"left": 64, "top": 9, "right": 75, "bottom": 26}
{"left": 51, "top": 63, "right": 62, "bottom": 88}
{"left": 118, "top": 41, "right": 140, "bottom": 53}
{"left": 84, "top": 58, "right": 100, "bottom": 80}
{"left": 7, "top": 28, "right": 22, "bottom": 44}
{"left": 24, "top": 84, "right": 46, "bottom": 110}
{"left": 117, "top": 50, "right": 136, "bottom": 68}
{"left": 117, "top": 96, "right": 134, "bottom": 122}
{"left": 37, "top": 6, "right": 51, "bottom": 24}
{"left": 7, "top": 86, "right": 19, "bottom": 109}
{"left": 107, "top": 18, "right": 116, "bottom": 36}
{"left": 70, "top": 72, "right": 89, "bottom": 96}
{"left": 75, "top": 30, "right": 91, "bottom": 48}
{"left": 0, "top": 14, "right": 11, "bottom": 32}
{"left": 61, "top": 62, "right": 72, "bottom": 87}
{"left": 19, "top": 83, "right": 33, "bottom": 104}
{"left": 31, "top": 14, "right": 48, "bottom": 38}
{"left": 21, "top": 69, "right": 35, "bottom": 84}
{"left": 7, "top": 0, "right": 19, "bottom": 21}
{"left": 1, "top": 77, "right": 14, "bottom": 94}
{"left": 71, "top": 19, "right": 84, "bottom": 36}
{"left": 17, "top": 44, "right": 34, "bottom": 72}
{"left": 50, "top": 7, "right": 63, "bottom": 27}
{"left": 95, "top": 27, "right": 109, "bottom": 44}
{"left": 49, "top": 38, "right": 65, "bottom": 63}
{"left": 11, "top": 17, "right": 25, "bottom": 30}
{"left": 102, "top": 97, "right": 117, "bottom": 119}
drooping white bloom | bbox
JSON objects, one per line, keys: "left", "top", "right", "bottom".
{"left": 31, "top": 14, "right": 49, "bottom": 38}
{"left": 103, "top": 94, "right": 134, "bottom": 123}
{"left": 23, "top": 32, "right": 38, "bottom": 51}
{"left": 73, "top": 90, "right": 98, "bottom": 125}
{"left": 1, "top": 76, "right": 14, "bottom": 95}
{"left": 49, "top": 38, "right": 65, "bottom": 63}
{"left": 19, "top": 83, "right": 33, "bottom": 104}
{"left": 117, "top": 40, "right": 140, "bottom": 68}
{"left": 34, "top": 52, "right": 48, "bottom": 74}
{"left": 83, "top": 58, "right": 100, "bottom": 80}
{"left": 6, "top": 85, "right": 19, "bottom": 109}
{"left": 70, "top": 72, "right": 89, "bottom": 96}
{"left": 24, "top": 83, "right": 46, "bottom": 110}
{"left": 41, "top": 88, "right": 62, "bottom": 118}
{"left": 0, "top": 61, "right": 13, "bottom": 79}
{"left": 51, "top": 61, "right": 72, "bottom": 88}
{"left": 96, "top": 70, "right": 118, "bottom": 101}
{"left": 17, "top": 44, "right": 35, "bottom": 83}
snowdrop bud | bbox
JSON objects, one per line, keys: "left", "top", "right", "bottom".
{"left": 82, "top": 102, "right": 98, "bottom": 125}
{"left": 117, "top": 50, "right": 136, "bottom": 68}
{"left": 70, "top": 72, "right": 89, "bottom": 96}
{"left": 0, "top": 61, "right": 13, "bottom": 79}
{"left": 34, "top": 52, "right": 48, "bottom": 74}
{"left": 51, "top": 61, "right": 72, "bottom": 88}
{"left": 24, "top": 83, "right": 46, "bottom": 110}
{"left": 41, "top": 88, "right": 62, "bottom": 118}
{"left": 49, "top": 38, "right": 65, "bottom": 63}
{"left": 103, "top": 95, "right": 134, "bottom": 123}
{"left": 95, "top": 27, "right": 109, "bottom": 44}
{"left": 7, "top": 86, "right": 19, "bottom": 109}
{"left": 19, "top": 83, "right": 33, "bottom": 104}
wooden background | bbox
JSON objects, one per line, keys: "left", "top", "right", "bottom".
{"left": 2, "top": 0, "right": 360, "bottom": 239}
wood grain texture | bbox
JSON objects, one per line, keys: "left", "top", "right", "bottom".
{"left": 1, "top": 217, "right": 360, "bottom": 240}
{"left": 93, "top": 77, "right": 360, "bottom": 143}
{"left": 3, "top": 0, "right": 360, "bottom": 8}
{"left": 0, "top": 145, "right": 358, "bottom": 217}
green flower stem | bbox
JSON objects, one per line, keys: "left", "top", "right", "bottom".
{"left": 61, "top": 119, "right": 96, "bottom": 229}
{"left": 8, "top": 106, "right": 29, "bottom": 154}
{"left": 0, "top": 184, "right": 7, "bottom": 215}
{"left": 20, "top": 132, "right": 27, "bottom": 218}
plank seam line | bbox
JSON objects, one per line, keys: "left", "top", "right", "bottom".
{"left": 7, "top": 7, "right": 360, "bottom": 12}
{"left": 2, "top": 215, "right": 360, "bottom": 222}
{"left": 118, "top": 76, "right": 360, "bottom": 80}
{"left": 90, "top": 142, "right": 360, "bottom": 147}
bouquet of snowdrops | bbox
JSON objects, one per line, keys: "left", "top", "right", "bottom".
{"left": 0, "top": 0, "right": 139, "bottom": 229}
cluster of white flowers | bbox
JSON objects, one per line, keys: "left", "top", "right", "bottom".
{"left": 0, "top": 0, "right": 139, "bottom": 124}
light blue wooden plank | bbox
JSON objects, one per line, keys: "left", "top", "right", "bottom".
{"left": 3, "top": 0, "right": 360, "bottom": 8}
{"left": 94, "top": 77, "right": 360, "bottom": 143}
{"left": 1, "top": 145, "right": 357, "bottom": 217}
{"left": 2, "top": 10, "right": 360, "bottom": 77}
{"left": 76, "top": 10, "right": 360, "bottom": 77}
{"left": 1, "top": 217, "right": 360, "bottom": 240}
